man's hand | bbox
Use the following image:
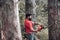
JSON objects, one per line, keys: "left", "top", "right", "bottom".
{"left": 37, "top": 25, "right": 44, "bottom": 31}
{"left": 40, "top": 25, "right": 44, "bottom": 29}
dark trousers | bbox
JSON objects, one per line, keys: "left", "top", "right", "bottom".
{"left": 25, "top": 33, "right": 37, "bottom": 40}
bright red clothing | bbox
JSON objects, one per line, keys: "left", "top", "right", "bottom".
{"left": 24, "top": 19, "right": 33, "bottom": 34}
{"left": 24, "top": 19, "right": 42, "bottom": 34}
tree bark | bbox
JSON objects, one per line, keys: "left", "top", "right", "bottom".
{"left": 48, "top": 0, "right": 60, "bottom": 40}
{"left": 0, "top": 4, "right": 3, "bottom": 40}
{"left": 0, "top": 0, "right": 22, "bottom": 40}
{"left": 25, "top": 0, "right": 36, "bottom": 21}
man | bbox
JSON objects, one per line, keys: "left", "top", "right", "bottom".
{"left": 24, "top": 13, "right": 44, "bottom": 40}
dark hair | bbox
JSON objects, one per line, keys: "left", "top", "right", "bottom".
{"left": 26, "top": 13, "right": 32, "bottom": 18}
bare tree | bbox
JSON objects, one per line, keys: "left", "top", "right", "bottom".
{"left": 0, "top": 0, "right": 22, "bottom": 40}
{"left": 48, "top": 0, "right": 60, "bottom": 40}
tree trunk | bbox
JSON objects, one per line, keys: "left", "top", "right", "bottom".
{"left": 0, "top": 0, "right": 22, "bottom": 40}
{"left": 0, "top": 4, "right": 3, "bottom": 40}
{"left": 48, "top": 0, "right": 60, "bottom": 40}
{"left": 25, "top": 0, "right": 36, "bottom": 22}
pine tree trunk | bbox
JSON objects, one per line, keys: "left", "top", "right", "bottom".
{"left": 0, "top": 0, "right": 22, "bottom": 40}
{"left": 25, "top": 0, "right": 36, "bottom": 21}
{"left": 48, "top": 0, "right": 60, "bottom": 40}
{"left": 0, "top": 3, "right": 3, "bottom": 40}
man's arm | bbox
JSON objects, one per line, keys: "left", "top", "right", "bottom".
{"left": 29, "top": 22, "right": 44, "bottom": 32}
{"left": 29, "top": 22, "right": 38, "bottom": 32}
{"left": 32, "top": 22, "right": 39, "bottom": 25}
{"left": 34, "top": 22, "right": 39, "bottom": 25}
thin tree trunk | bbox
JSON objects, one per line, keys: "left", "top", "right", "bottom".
{"left": 0, "top": 0, "right": 22, "bottom": 40}
{"left": 48, "top": 0, "right": 60, "bottom": 40}
{"left": 0, "top": 4, "right": 3, "bottom": 40}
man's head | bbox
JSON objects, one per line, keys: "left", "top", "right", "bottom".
{"left": 26, "top": 13, "right": 32, "bottom": 21}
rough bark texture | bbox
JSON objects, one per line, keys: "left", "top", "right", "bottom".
{"left": 48, "top": 0, "right": 60, "bottom": 40}
{"left": 0, "top": 4, "right": 3, "bottom": 40}
{"left": 25, "top": 0, "right": 36, "bottom": 21}
{"left": 0, "top": 0, "right": 22, "bottom": 40}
